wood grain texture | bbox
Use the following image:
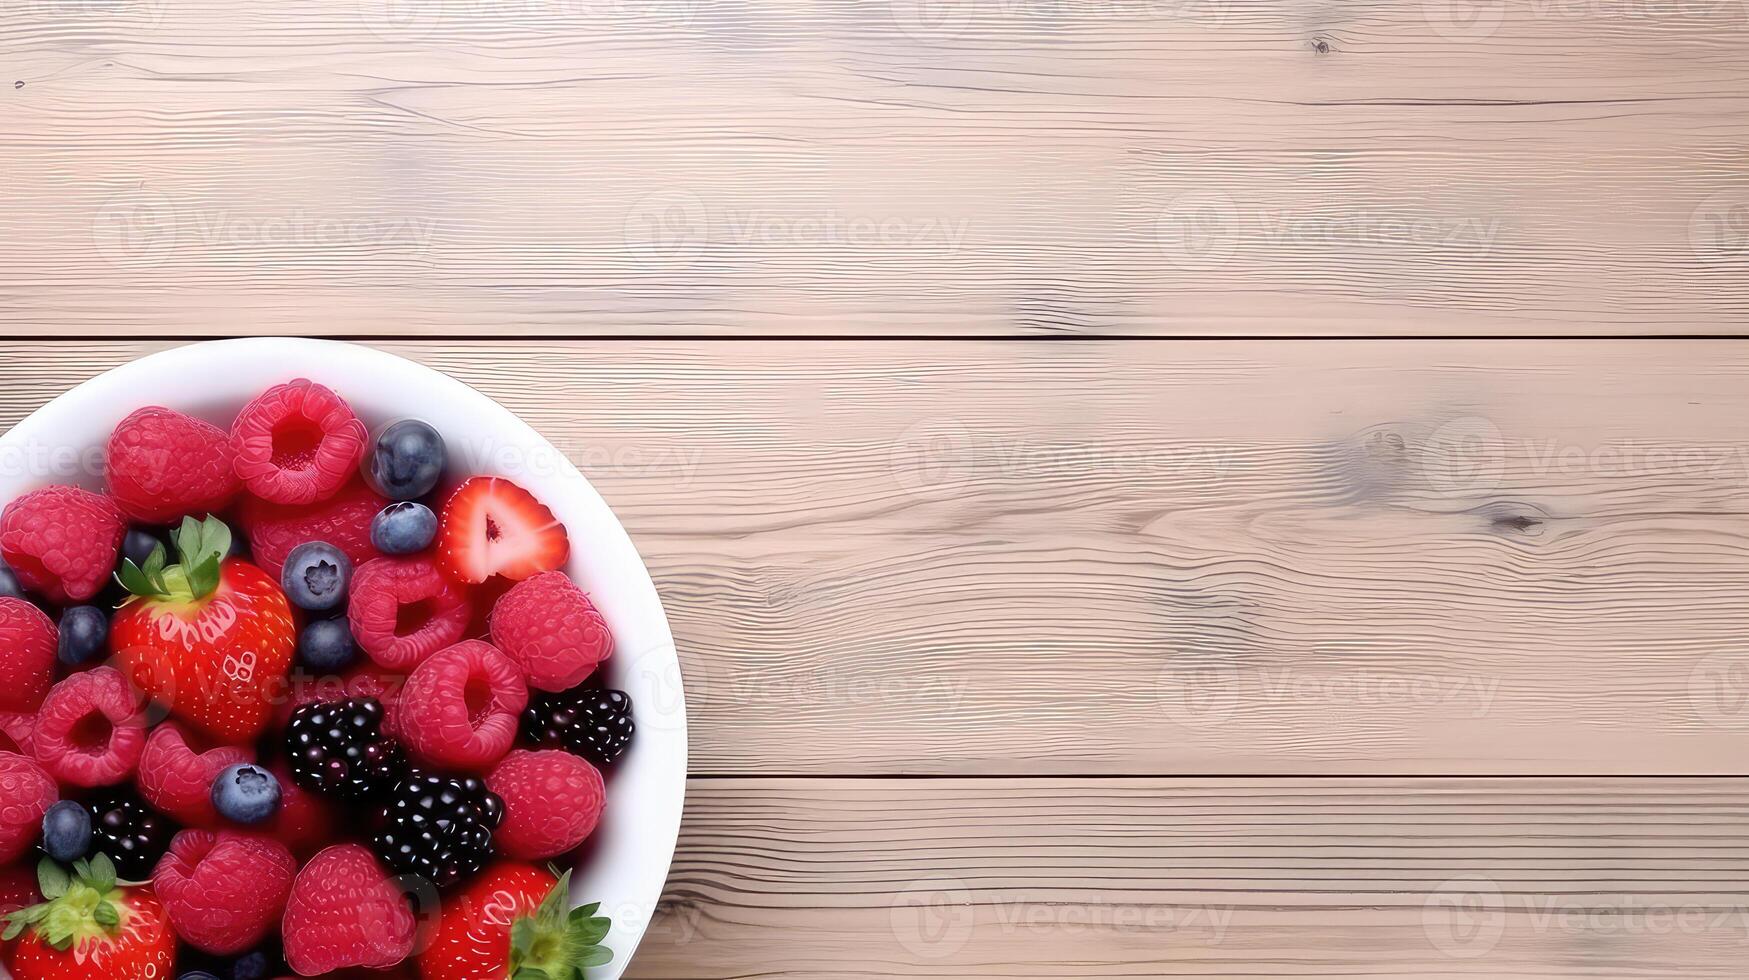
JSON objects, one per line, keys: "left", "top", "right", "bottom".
{"left": 5, "top": 0, "right": 1749, "bottom": 335}
{"left": 9, "top": 341, "right": 1749, "bottom": 774}
{"left": 629, "top": 777, "right": 1749, "bottom": 979}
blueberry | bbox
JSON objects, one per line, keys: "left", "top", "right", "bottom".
{"left": 371, "top": 502, "right": 437, "bottom": 555}
{"left": 228, "top": 950, "right": 274, "bottom": 980}
{"left": 211, "top": 763, "right": 281, "bottom": 825}
{"left": 178, "top": 973, "right": 222, "bottom": 980}
{"left": 40, "top": 799, "right": 91, "bottom": 863}
{"left": 57, "top": 606, "right": 109, "bottom": 666}
{"left": 369, "top": 419, "right": 447, "bottom": 501}
{"left": 122, "top": 529, "right": 165, "bottom": 568}
{"left": 281, "top": 542, "right": 351, "bottom": 612}
{"left": 227, "top": 529, "right": 250, "bottom": 561}
{"left": 0, "top": 561, "right": 25, "bottom": 602}
{"left": 298, "top": 617, "right": 357, "bottom": 672}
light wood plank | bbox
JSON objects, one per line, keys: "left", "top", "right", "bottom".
{"left": 4, "top": 1, "right": 1749, "bottom": 335}
{"left": 629, "top": 777, "right": 1749, "bottom": 979}
{"left": 8, "top": 341, "right": 1749, "bottom": 773}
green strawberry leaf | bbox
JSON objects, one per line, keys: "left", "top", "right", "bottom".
{"left": 93, "top": 901, "right": 119, "bottom": 929}
{"left": 512, "top": 969, "right": 553, "bottom": 980}
{"left": 569, "top": 915, "right": 610, "bottom": 946}
{"left": 576, "top": 945, "right": 613, "bottom": 969}
{"left": 37, "top": 859, "right": 69, "bottom": 901}
{"left": 186, "top": 555, "right": 221, "bottom": 601}
{"left": 511, "top": 917, "right": 537, "bottom": 959}
{"left": 88, "top": 852, "right": 117, "bottom": 893}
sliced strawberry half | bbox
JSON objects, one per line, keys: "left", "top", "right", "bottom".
{"left": 435, "top": 477, "right": 569, "bottom": 584}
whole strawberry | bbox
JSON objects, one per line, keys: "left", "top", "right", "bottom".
{"left": 4, "top": 855, "right": 176, "bottom": 980}
{"left": 106, "top": 406, "right": 240, "bottom": 525}
{"left": 112, "top": 516, "right": 296, "bottom": 743}
{"left": 417, "top": 863, "right": 612, "bottom": 980}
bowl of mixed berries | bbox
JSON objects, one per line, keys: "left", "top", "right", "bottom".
{"left": 0, "top": 339, "right": 686, "bottom": 980}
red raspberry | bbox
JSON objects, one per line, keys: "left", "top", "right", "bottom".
{"left": 0, "top": 598, "right": 56, "bottom": 715}
{"left": 0, "top": 751, "right": 56, "bottom": 864}
{"left": 261, "top": 760, "right": 339, "bottom": 859}
{"left": 230, "top": 379, "right": 369, "bottom": 506}
{"left": 349, "top": 557, "right": 473, "bottom": 671}
{"left": 0, "top": 711, "right": 35, "bottom": 756}
{"left": 32, "top": 667, "right": 147, "bottom": 788}
{"left": 106, "top": 407, "right": 240, "bottom": 525}
{"left": 235, "top": 477, "right": 386, "bottom": 582}
{"left": 489, "top": 571, "right": 613, "bottom": 692}
{"left": 154, "top": 829, "right": 297, "bottom": 955}
{"left": 394, "top": 640, "right": 527, "bottom": 771}
{"left": 282, "top": 844, "right": 417, "bottom": 975}
{"left": 0, "top": 486, "right": 125, "bottom": 602}
{"left": 136, "top": 723, "right": 253, "bottom": 828}
{"left": 485, "top": 749, "right": 604, "bottom": 860}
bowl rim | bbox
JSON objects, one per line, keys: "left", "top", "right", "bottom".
{"left": 0, "top": 337, "right": 687, "bottom": 978}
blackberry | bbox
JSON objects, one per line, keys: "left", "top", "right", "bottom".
{"left": 284, "top": 698, "right": 406, "bottom": 802}
{"left": 86, "top": 793, "right": 176, "bottom": 880}
{"left": 522, "top": 686, "right": 635, "bottom": 766}
{"left": 371, "top": 772, "right": 503, "bottom": 890}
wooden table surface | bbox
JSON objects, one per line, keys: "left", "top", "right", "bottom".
{"left": 7, "top": 0, "right": 1749, "bottom": 976}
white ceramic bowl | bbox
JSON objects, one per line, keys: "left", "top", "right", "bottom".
{"left": 0, "top": 338, "right": 686, "bottom": 979}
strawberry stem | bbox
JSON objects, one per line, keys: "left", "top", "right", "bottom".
{"left": 116, "top": 515, "right": 232, "bottom": 604}
{"left": 506, "top": 872, "right": 614, "bottom": 980}
{"left": 3, "top": 854, "right": 128, "bottom": 950}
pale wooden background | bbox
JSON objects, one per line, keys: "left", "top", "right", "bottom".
{"left": 6, "top": 0, "right": 1749, "bottom": 974}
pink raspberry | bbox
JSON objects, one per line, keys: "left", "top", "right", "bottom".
{"left": 0, "top": 751, "right": 57, "bottom": 864}
{"left": 489, "top": 571, "right": 613, "bottom": 692}
{"left": 0, "top": 485, "right": 125, "bottom": 602}
{"left": 281, "top": 844, "right": 416, "bottom": 975}
{"left": 106, "top": 406, "right": 240, "bottom": 525}
{"left": 136, "top": 723, "right": 253, "bottom": 828}
{"left": 0, "top": 598, "right": 56, "bottom": 715}
{"left": 0, "top": 711, "right": 32, "bottom": 755}
{"left": 349, "top": 556, "right": 473, "bottom": 671}
{"left": 154, "top": 829, "right": 297, "bottom": 955}
{"left": 394, "top": 640, "right": 527, "bottom": 771}
{"left": 485, "top": 749, "right": 605, "bottom": 860}
{"left": 235, "top": 477, "right": 386, "bottom": 582}
{"left": 32, "top": 667, "right": 147, "bottom": 787}
{"left": 230, "top": 379, "right": 369, "bottom": 506}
